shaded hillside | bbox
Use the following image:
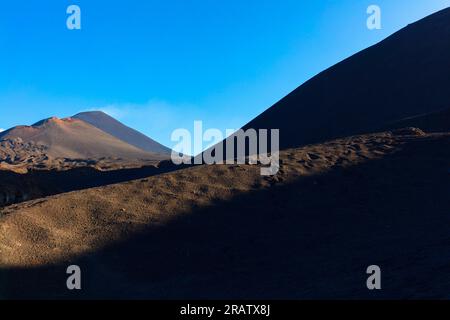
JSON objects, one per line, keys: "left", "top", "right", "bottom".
{"left": 384, "top": 107, "right": 450, "bottom": 133}
{"left": 73, "top": 111, "right": 171, "bottom": 155}
{"left": 221, "top": 8, "right": 450, "bottom": 152}
{"left": 2, "top": 128, "right": 450, "bottom": 298}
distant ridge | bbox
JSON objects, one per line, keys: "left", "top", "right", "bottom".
{"left": 0, "top": 116, "right": 166, "bottom": 160}
{"left": 73, "top": 111, "right": 171, "bottom": 155}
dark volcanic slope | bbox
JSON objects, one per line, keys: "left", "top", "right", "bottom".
{"left": 73, "top": 111, "right": 171, "bottom": 155}
{"left": 385, "top": 106, "right": 450, "bottom": 133}
{"left": 2, "top": 129, "right": 450, "bottom": 298}
{"left": 237, "top": 8, "right": 450, "bottom": 150}
{"left": 0, "top": 117, "right": 166, "bottom": 160}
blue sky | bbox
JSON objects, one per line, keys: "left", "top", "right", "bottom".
{"left": 0, "top": 0, "right": 449, "bottom": 148}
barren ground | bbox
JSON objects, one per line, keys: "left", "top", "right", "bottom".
{"left": 1, "top": 128, "right": 449, "bottom": 298}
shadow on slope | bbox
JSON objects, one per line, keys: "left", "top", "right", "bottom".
{"left": 0, "top": 162, "right": 187, "bottom": 207}
{"left": 2, "top": 134, "right": 450, "bottom": 299}
{"left": 384, "top": 107, "right": 450, "bottom": 133}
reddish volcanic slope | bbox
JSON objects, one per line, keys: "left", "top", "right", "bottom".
{"left": 73, "top": 111, "right": 171, "bottom": 155}
{"left": 0, "top": 117, "right": 166, "bottom": 160}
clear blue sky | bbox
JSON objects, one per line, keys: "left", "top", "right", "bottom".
{"left": 0, "top": 0, "right": 449, "bottom": 148}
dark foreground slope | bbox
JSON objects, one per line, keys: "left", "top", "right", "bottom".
{"left": 2, "top": 128, "right": 450, "bottom": 299}
{"left": 235, "top": 8, "right": 450, "bottom": 150}
{"left": 73, "top": 111, "right": 171, "bottom": 155}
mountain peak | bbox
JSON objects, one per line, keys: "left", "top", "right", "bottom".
{"left": 0, "top": 115, "right": 166, "bottom": 160}
{"left": 73, "top": 111, "right": 171, "bottom": 155}
{"left": 31, "top": 116, "right": 82, "bottom": 127}
{"left": 74, "top": 110, "right": 109, "bottom": 117}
